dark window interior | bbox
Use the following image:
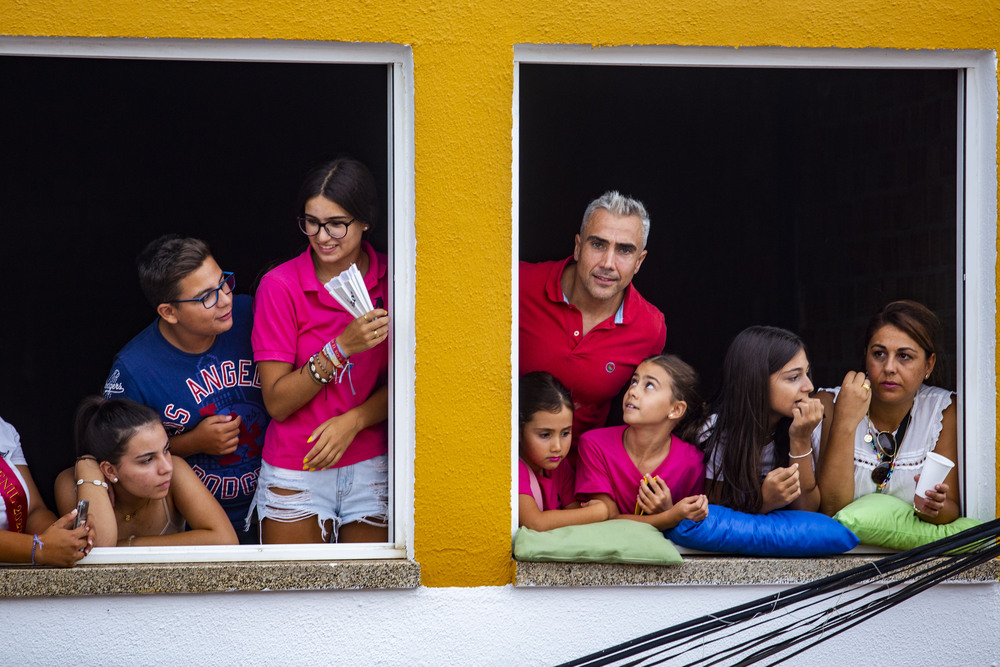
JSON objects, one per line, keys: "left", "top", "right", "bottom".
{"left": 0, "top": 56, "right": 389, "bottom": 508}
{"left": 519, "top": 64, "right": 958, "bottom": 424}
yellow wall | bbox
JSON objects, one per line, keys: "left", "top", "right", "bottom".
{"left": 2, "top": 0, "right": 998, "bottom": 587}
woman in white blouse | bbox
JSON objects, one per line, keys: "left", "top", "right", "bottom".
{"left": 817, "top": 300, "right": 958, "bottom": 524}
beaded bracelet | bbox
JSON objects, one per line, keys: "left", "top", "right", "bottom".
{"left": 307, "top": 354, "right": 333, "bottom": 385}
{"left": 315, "top": 349, "right": 335, "bottom": 378}
{"left": 31, "top": 534, "right": 43, "bottom": 564}
{"left": 76, "top": 479, "right": 109, "bottom": 489}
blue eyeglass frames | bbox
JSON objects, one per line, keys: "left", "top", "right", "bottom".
{"left": 170, "top": 272, "right": 235, "bottom": 309}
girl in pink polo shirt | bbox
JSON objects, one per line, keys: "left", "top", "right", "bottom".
{"left": 577, "top": 355, "right": 708, "bottom": 530}
{"left": 251, "top": 158, "right": 391, "bottom": 544}
{"left": 518, "top": 372, "right": 608, "bottom": 530}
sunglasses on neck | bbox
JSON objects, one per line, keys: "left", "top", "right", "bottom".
{"left": 870, "top": 431, "right": 899, "bottom": 486}
{"left": 869, "top": 409, "right": 912, "bottom": 488}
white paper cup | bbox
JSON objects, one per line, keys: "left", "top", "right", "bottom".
{"left": 913, "top": 452, "right": 955, "bottom": 513}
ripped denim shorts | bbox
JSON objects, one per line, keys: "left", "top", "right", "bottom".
{"left": 247, "top": 455, "right": 388, "bottom": 542}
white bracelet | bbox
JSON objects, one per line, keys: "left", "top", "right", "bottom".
{"left": 788, "top": 448, "right": 813, "bottom": 459}
{"left": 76, "top": 479, "right": 109, "bottom": 489}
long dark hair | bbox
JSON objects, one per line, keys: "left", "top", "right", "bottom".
{"left": 74, "top": 396, "right": 160, "bottom": 465}
{"left": 703, "top": 326, "right": 806, "bottom": 513}
{"left": 641, "top": 354, "right": 706, "bottom": 445}
{"left": 518, "top": 372, "right": 573, "bottom": 436}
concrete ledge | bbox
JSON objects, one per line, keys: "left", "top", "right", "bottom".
{"left": 515, "top": 555, "right": 1000, "bottom": 586}
{"left": 0, "top": 559, "right": 421, "bottom": 597}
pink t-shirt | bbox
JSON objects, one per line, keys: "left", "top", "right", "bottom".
{"left": 252, "top": 243, "right": 389, "bottom": 470}
{"left": 518, "top": 458, "right": 577, "bottom": 510}
{"left": 577, "top": 425, "right": 705, "bottom": 515}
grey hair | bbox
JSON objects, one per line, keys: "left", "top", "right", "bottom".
{"left": 580, "top": 190, "right": 651, "bottom": 248}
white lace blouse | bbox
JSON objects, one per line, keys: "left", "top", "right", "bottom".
{"left": 825, "top": 384, "right": 954, "bottom": 504}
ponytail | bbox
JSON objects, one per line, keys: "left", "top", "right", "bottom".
{"left": 74, "top": 396, "right": 160, "bottom": 464}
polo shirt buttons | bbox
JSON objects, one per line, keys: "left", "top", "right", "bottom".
{"left": 573, "top": 331, "right": 580, "bottom": 337}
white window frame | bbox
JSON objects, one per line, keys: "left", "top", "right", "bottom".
{"left": 510, "top": 45, "right": 998, "bottom": 534}
{"left": 0, "top": 36, "right": 416, "bottom": 563}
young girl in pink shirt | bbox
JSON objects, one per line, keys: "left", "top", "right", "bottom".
{"left": 518, "top": 372, "right": 608, "bottom": 531}
{"left": 577, "top": 355, "right": 708, "bottom": 530}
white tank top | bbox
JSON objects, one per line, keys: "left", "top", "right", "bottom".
{"left": 826, "top": 384, "right": 954, "bottom": 503}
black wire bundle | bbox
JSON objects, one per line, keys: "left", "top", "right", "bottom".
{"left": 559, "top": 518, "right": 1000, "bottom": 667}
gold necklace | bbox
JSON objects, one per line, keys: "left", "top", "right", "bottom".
{"left": 120, "top": 498, "right": 150, "bottom": 522}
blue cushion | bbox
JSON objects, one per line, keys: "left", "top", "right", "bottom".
{"left": 665, "top": 504, "right": 859, "bottom": 556}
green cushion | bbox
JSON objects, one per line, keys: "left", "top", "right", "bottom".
{"left": 513, "top": 520, "right": 682, "bottom": 565}
{"left": 833, "top": 493, "right": 982, "bottom": 550}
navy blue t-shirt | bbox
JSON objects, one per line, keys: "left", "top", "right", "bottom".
{"left": 103, "top": 294, "right": 268, "bottom": 536}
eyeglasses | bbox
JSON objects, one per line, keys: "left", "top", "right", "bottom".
{"left": 297, "top": 215, "right": 356, "bottom": 240}
{"left": 870, "top": 430, "right": 899, "bottom": 486}
{"left": 171, "top": 272, "right": 235, "bottom": 309}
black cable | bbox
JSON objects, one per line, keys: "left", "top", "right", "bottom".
{"left": 558, "top": 518, "right": 1000, "bottom": 667}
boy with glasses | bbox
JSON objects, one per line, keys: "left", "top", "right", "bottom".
{"left": 102, "top": 235, "right": 267, "bottom": 543}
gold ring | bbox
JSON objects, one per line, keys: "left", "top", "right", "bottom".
{"left": 862, "top": 382, "right": 871, "bottom": 391}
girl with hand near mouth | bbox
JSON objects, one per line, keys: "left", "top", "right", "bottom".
{"left": 517, "top": 372, "right": 608, "bottom": 531}
{"left": 817, "top": 301, "right": 958, "bottom": 523}
{"left": 577, "top": 355, "right": 708, "bottom": 531}
{"left": 55, "top": 397, "right": 237, "bottom": 547}
{"left": 702, "top": 327, "right": 824, "bottom": 514}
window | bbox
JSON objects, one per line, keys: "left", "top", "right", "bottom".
{"left": 512, "top": 46, "right": 997, "bottom": 532}
{"left": 0, "top": 37, "right": 415, "bottom": 562}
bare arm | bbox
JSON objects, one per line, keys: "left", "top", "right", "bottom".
{"left": 21, "top": 464, "right": 58, "bottom": 534}
{"left": 783, "top": 396, "right": 824, "bottom": 512}
{"left": 258, "top": 310, "right": 389, "bottom": 422}
{"left": 58, "top": 459, "right": 118, "bottom": 547}
{"left": 518, "top": 495, "right": 608, "bottom": 531}
{"left": 818, "top": 376, "right": 869, "bottom": 516}
{"left": 127, "top": 456, "right": 237, "bottom": 546}
{"left": 0, "top": 465, "right": 90, "bottom": 566}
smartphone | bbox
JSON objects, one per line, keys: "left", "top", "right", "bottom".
{"left": 73, "top": 499, "right": 89, "bottom": 529}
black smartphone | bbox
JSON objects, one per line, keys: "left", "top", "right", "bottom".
{"left": 73, "top": 499, "right": 89, "bottom": 529}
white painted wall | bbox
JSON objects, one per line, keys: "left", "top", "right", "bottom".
{"left": 5, "top": 584, "right": 998, "bottom": 665}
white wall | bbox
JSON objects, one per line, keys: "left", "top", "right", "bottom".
{"left": 5, "top": 584, "right": 998, "bottom": 665}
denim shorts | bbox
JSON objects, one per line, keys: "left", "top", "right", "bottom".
{"left": 247, "top": 455, "right": 388, "bottom": 542}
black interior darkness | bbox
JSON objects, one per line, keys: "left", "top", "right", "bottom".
{"left": 519, "top": 64, "right": 958, "bottom": 427}
{"left": 0, "top": 57, "right": 958, "bottom": 509}
{"left": 0, "top": 56, "right": 389, "bottom": 507}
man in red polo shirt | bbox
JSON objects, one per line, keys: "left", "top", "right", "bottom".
{"left": 520, "top": 191, "right": 667, "bottom": 443}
